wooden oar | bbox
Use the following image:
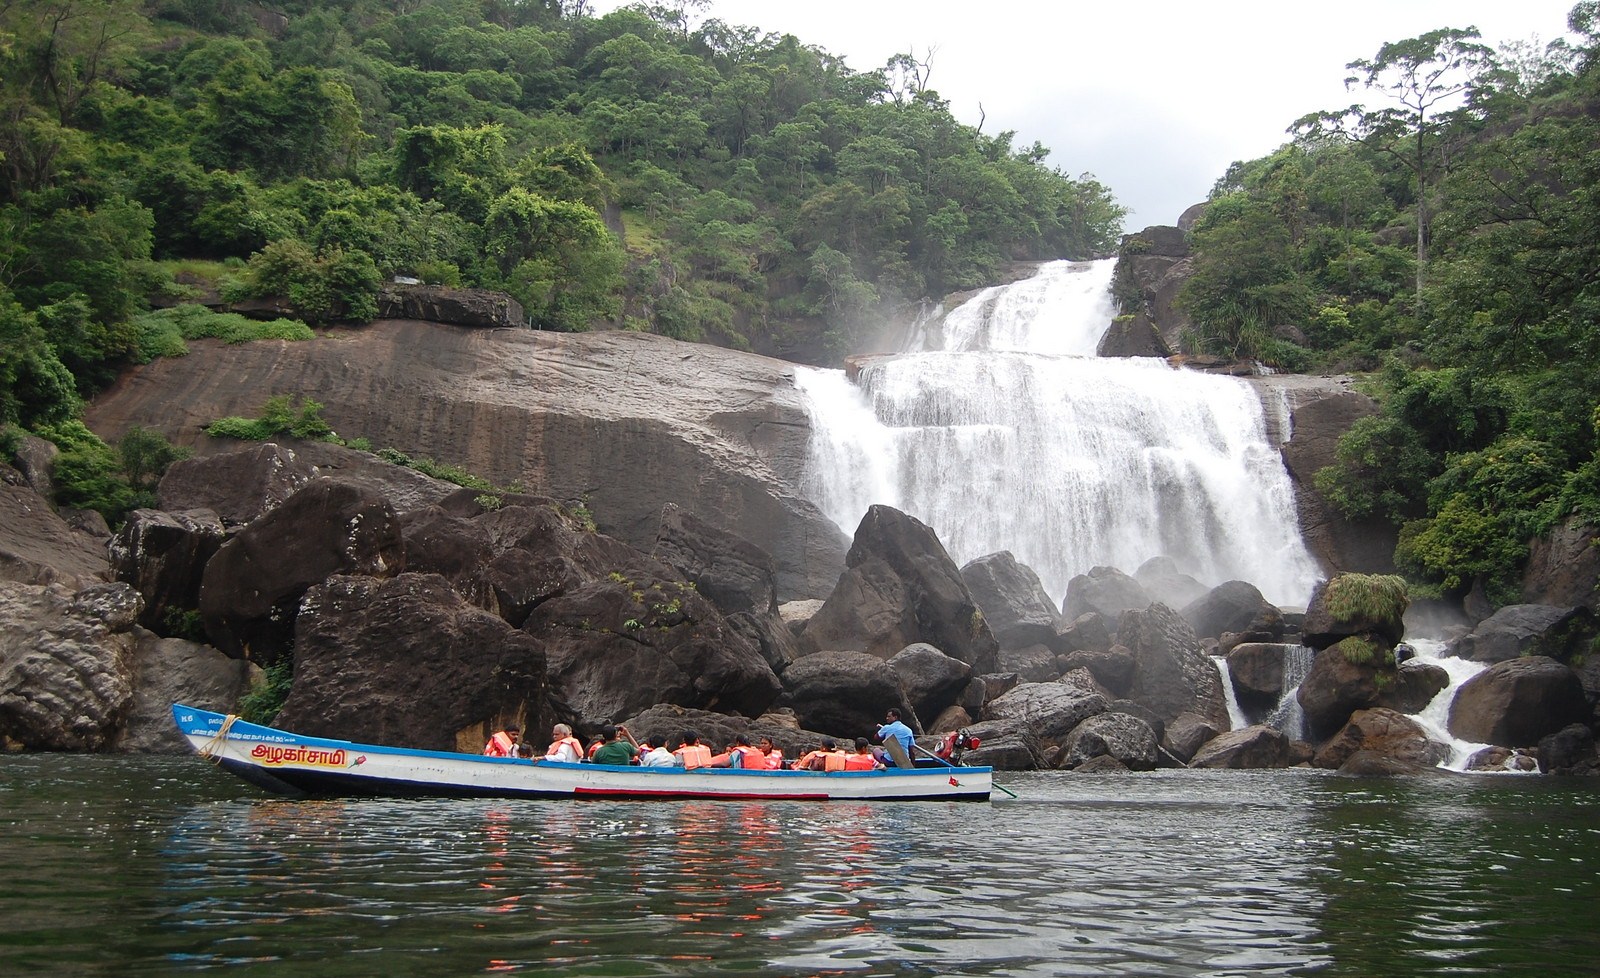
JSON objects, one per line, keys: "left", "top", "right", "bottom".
{"left": 913, "top": 743, "right": 1019, "bottom": 799}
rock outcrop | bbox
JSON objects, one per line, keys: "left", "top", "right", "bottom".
{"left": 1312, "top": 707, "right": 1446, "bottom": 770}
{"left": 961, "top": 551, "right": 1062, "bottom": 651}
{"left": 0, "top": 463, "right": 110, "bottom": 589}
{"left": 1117, "top": 602, "right": 1228, "bottom": 728}
{"left": 1448, "top": 604, "right": 1596, "bottom": 663}
{"left": 376, "top": 284, "right": 526, "bottom": 329}
{"left": 1447, "top": 656, "right": 1589, "bottom": 748}
{"left": 85, "top": 324, "right": 849, "bottom": 600}
{"left": 1063, "top": 566, "right": 1151, "bottom": 622}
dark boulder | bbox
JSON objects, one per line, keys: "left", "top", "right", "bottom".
{"left": 115, "top": 632, "right": 253, "bottom": 753}
{"left": 1377, "top": 660, "right": 1450, "bottom": 715}
{"left": 1522, "top": 518, "right": 1600, "bottom": 611}
{"left": 1181, "top": 580, "right": 1284, "bottom": 642}
{"left": 955, "top": 717, "right": 1049, "bottom": 771}
{"left": 1058, "top": 646, "right": 1136, "bottom": 696}
{"left": 1118, "top": 602, "right": 1228, "bottom": 728}
{"left": 1336, "top": 751, "right": 1439, "bottom": 776}
{"left": 999, "top": 644, "right": 1058, "bottom": 682}
{"left": 779, "top": 649, "right": 914, "bottom": 738}
{"left": 653, "top": 503, "right": 780, "bottom": 617}
{"left": 888, "top": 643, "right": 972, "bottom": 727}
{"left": 983, "top": 680, "right": 1107, "bottom": 742}
{"left": 526, "top": 574, "right": 780, "bottom": 727}
{"left": 278, "top": 573, "right": 546, "bottom": 752}
{"left": 1538, "top": 723, "right": 1600, "bottom": 775}
{"left": 1189, "top": 725, "right": 1291, "bottom": 769}
{"left": 1225, "top": 643, "right": 1296, "bottom": 710}
{"left": 1312, "top": 707, "right": 1446, "bottom": 770}
{"left": 1054, "top": 612, "right": 1114, "bottom": 654}
{"left": 198, "top": 479, "right": 405, "bottom": 660}
{"left": 0, "top": 582, "right": 140, "bottom": 751}
{"left": 1448, "top": 604, "right": 1597, "bottom": 664}
{"left": 1448, "top": 656, "right": 1589, "bottom": 747}
{"left": 1056, "top": 712, "right": 1159, "bottom": 770}
{"left": 960, "top": 551, "right": 1062, "bottom": 651}
{"left": 0, "top": 462, "right": 111, "bottom": 589}
{"left": 156, "top": 442, "right": 317, "bottom": 527}
{"left": 801, "top": 505, "right": 999, "bottom": 673}
{"left": 1296, "top": 638, "right": 1392, "bottom": 740}
{"left": 1161, "top": 711, "right": 1220, "bottom": 765}
{"left": 1063, "top": 565, "right": 1151, "bottom": 621}
{"left": 376, "top": 283, "right": 526, "bottom": 329}
{"left": 109, "top": 508, "right": 225, "bottom": 632}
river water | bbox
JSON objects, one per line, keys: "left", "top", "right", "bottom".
{"left": 2, "top": 756, "right": 1594, "bottom": 977}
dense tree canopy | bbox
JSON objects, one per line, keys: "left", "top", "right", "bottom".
{"left": 1176, "top": 6, "right": 1600, "bottom": 605}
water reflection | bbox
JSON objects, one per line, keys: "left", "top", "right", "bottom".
{"left": 1, "top": 757, "right": 1596, "bottom": 976}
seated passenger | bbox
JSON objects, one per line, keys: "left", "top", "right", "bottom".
{"left": 639, "top": 735, "right": 675, "bottom": 767}
{"left": 591, "top": 724, "right": 640, "bottom": 766}
{"left": 483, "top": 724, "right": 520, "bottom": 757}
{"left": 843, "top": 737, "right": 884, "bottom": 770}
{"left": 672, "top": 729, "right": 714, "bottom": 769}
{"left": 754, "top": 736, "right": 785, "bottom": 769}
{"left": 717, "top": 734, "right": 765, "bottom": 769}
{"left": 533, "top": 723, "right": 583, "bottom": 763}
{"left": 796, "top": 738, "right": 848, "bottom": 771}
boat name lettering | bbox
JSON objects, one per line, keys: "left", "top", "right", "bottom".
{"left": 250, "top": 743, "right": 348, "bottom": 767}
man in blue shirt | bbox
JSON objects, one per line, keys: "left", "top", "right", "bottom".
{"left": 877, "top": 709, "right": 915, "bottom": 760}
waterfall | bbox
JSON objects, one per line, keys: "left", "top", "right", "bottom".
{"left": 795, "top": 258, "right": 1323, "bottom": 608}
{"left": 1401, "top": 639, "right": 1497, "bottom": 771}
{"left": 1214, "top": 657, "right": 1249, "bottom": 731}
{"left": 1263, "top": 645, "right": 1315, "bottom": 739}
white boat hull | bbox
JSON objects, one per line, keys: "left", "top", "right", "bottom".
{"left": 173, "top": 705, "right": 991, "bottom": 802}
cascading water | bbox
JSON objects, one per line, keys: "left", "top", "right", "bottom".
{"left": 796, "top": 258, "right": 1323, "bottom": 607}
{"left": 1262, "top": 645, "right": 1315, "bottom": 739}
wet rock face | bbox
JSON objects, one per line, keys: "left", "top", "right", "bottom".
{"left": 653, "top": 502, "right": 780, "bottom": 617}
{"left": 279, "top": 573, "right": 548, "bottom": 752}
{"left": 1188, "top": 724, "right": 1291, "bottom": 769}
{"left": 156, "top": 443, "right": 317, "bottom": 527}
{"left": 0, "top": 582, "right": 141, "bottom": 751}
{"left": 1182, "top": 581, "right": 1284, "bottom": 642}
{"left": 1448, "top": 604, "right": 1597, "bottom": 664}
{"left": 1296, "top": 639, "right": 1389, "bottom": 741}
{"left": 778, "top": 649, "right": 915, "bottom": 737}
{"left": 1117, "top": 602, "right": 1228, "bottom": 729}
{"left": 109, "top": 508, "right": 225, "bottom": 632}
{"left": 1313, "top": 708, "right": 1447, "bottom": 770}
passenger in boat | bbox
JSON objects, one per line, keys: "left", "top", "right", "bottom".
{"left": 672, "top": 730, "right": 714, "bottom": 769}
{"left": 754, "top": 736, "right": 785, "bottom": 769}
{"left": 797, "top": 738, "right": 848, "bottom": 771}
{"left": 533, "top": 723, "right": 583, "bottom": 763}
{"left": 483, "top": 724, "right": 520, "bottom": 757}
{"left": 591, "top": 724, "right": 640, "bottom": 766}
{"left": 639, "top": 735, "right": 675, "bottom": 767}
{"left": 877, "top": 709, "right": 915, "bottom": 758}
{"left": 708, "top": 734, "right": 764, "bottom": 768}
{"left": 515, "top": 743, "right": 535, "bottom": 759}
{"left": 843, "top": 737, "right": 884, "bottom": 771}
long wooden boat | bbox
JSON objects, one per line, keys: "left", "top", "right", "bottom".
{"left": 172, "top": 705, "right": 992, "bottom": 802}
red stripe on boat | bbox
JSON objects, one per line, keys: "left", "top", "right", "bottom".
{"left": 573, "top": 787, "right": 829, "bottom": 800}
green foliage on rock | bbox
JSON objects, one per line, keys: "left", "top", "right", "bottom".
{"left": 1333, "top": 635, "right": 1393, "bottom": 668}
{"left": 237, "top": 659, "right": 293, "bottom": 725}
{"left": 1322, "top": 573, "right": 1410, "bottom": 626}
{"left": 206, "top": 395, "right": 334, "bottom": 443}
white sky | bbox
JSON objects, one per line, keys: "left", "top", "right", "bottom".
{"left": 602, "top": 0, "right": 1577, "bottom": 231}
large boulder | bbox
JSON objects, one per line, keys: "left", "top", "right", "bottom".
{"left": 1189, "top": 724, "right": 1292, "bottom": 769}
{"left": 1296, "top": 637, "right": 1392, "bottom": 740}
{"left": 999, "top": 644, "right": 1059, "bottom": 682}
{"left": 983, "top": 680, "right": 1108, "bottom": 743}
{"left": 801, "top": 506, "right": 999, "bottom": 673}
{"left": 0, "top": 463, "right": 111, "bottom": 589}
{"left": 1538, "top": 724, "right": 1600, "bottom": 775}
{"left": 888, "top": 643, "right": 972, "bottom": 726}
{"left": 1447, "top": 656, "right": 1589, "bottom": 747}
{"left": 1054, "top": 612, "right": 1114, "bottom": 654}
{"left": 116, "top": 632, "right": 253, "bottom": 753}
{"left": 1448, "top": 604, "right": 1597, "bottom": 664}
{"left": 1058, "top": 646, "right": 1136, "bottom": 697}
{"left": 954, "top": 717, "right": 1049, "bottom": 770}
{"left": 778, "top": 649, "right": 914, "bottom": 738}
{"left": 1377, "top": 660, "right": 1451, "bottom": 715}
{"left": 1312, "top": 707, "right": 1447, "bottom": 770}
{"left": 1161, "top": 711, "right": 1220, "bottom": 765}
{"left": 156, "top": 442, "right": 317, "bottom": 527}
{"left": 108, "top": 508, "right": 225, "bottom": 632}
{"left": 1063, "top": 565, "right": 1151, "bottom": 622}
{"left": 1055, "top": 712, "right": 1160, "bottom": 771}
{"left": 198, "top": 479, "right": 406, "bottom": 660}
{"left": 525, "top": 573, "right": 781, "bottom": 727}
{"left": 376, "top": 283, "right": 525, "bottom": 329}
{"left": 278, "top": 573, "right": 547, "bottom": 752}
{"left": 1225, "top": 643, "right": 1296, "bottom": 711}
{"left": 1301, "top": 573, "right": 1408, "bottom": 651}
{"left": 0, "top": 582, "right": 141, "bottom": 751}
{"left": 1108, "top": 226, "right": 1193, "bottom": 354}
{"left": 1117, "top": 602, "right": 1228, "bottom": 728}
{"left": 961, "top": 551, "right": 1062, "bottom": 650}
{"left": 1181, "top": 580, "right": 1284, "bottom": 642}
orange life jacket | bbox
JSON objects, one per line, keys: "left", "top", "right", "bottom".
{"left": 762, "top": 749, "right": 785, "bottom": 770}
{"left": 484, "top": 731, "right": 516, "bottom": 757}
{"left": 823, "top": 751, "right": 848, "bottom": 772}
{"left": 732, "top": 746, "right": 765, "bottom": 769}
{"left": 674, "top": 743, "right": 713, "bottom": 769}
{"left": 545, "top": 736, "right": 582, "bottom": 762}
{"left": 842, "top": 752, "right": 878, "bottom": 771}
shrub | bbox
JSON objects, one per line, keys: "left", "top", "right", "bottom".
{"left": 237, "top": 658, "right": 293, "bottom": 724}
{"left": 1322, "top": 573, "right": 1409, "bottom": 625}
{"left": 1333, "top": 635, "right": 1392, "bottom": 668}
{"left": 205, "top": 394, "right": 332, "bottom": 442}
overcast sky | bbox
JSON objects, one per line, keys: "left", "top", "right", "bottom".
{"left": 604, "top": 0, "right": 1578, "bottom": 231}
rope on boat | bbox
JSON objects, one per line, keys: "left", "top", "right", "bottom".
{"left": 199, "top": 713, "right": 239, "bottom": 764}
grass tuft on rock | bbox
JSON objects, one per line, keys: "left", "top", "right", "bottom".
{"left": 1323, "top": 573, "right": 1409, "bottom": 625}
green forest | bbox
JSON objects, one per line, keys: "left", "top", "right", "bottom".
{"left": 2, "top": 0, "right": 1599, "bottom": 612}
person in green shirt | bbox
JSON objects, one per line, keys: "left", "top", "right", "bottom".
{"left": 590, "top": 724, "right": 640, "bottom": 766}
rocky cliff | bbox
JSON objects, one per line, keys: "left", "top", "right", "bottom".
{"left": 84, "top": 322, "right": 848, "bottom": 601}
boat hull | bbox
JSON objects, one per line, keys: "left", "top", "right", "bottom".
{"left": 173, "top": 705, "right": 991, "bottom": 802}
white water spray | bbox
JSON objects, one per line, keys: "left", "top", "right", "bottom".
{"left": 796, "top": 258, "right": 1323, "bottom": 607}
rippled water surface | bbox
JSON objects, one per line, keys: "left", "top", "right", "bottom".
{"left": 1, "top": 757, "right": 1595, "bottom": 977}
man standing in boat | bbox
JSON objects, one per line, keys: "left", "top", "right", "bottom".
{"left": 876, "top": 709, "right": 914, "bottom": 760}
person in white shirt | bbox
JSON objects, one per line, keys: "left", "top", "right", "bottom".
{"left": 638, "top": 735, "right": 675, "bottom": 767}
{"left": 534, "top": 723, "right": 583, "bottom": 763}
